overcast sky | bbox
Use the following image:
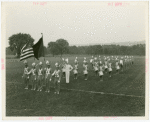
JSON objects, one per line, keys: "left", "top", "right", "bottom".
{"left": 5, "top": 2, "right": 147, "bottom": 47}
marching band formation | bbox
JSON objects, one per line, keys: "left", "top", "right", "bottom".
{"left": 22, "top": 55, "right": 134, "bottom": 94}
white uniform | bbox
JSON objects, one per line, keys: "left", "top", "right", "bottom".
{"left": 94, "top": 62, "right": 98, "bottom": 71}
{"left": 73, "top": 64, "right": 78, "bottom": 74}
{"left": 45, "top": 67, "right": 51, "bottom": 79}
{"left": 64, "top": 64, "right": 73, "bottom": 83}
{"left": 104, "top": 61, "right": 108, "bottom": 69}
{"left": 99, "top": 60, "right": 102, "bottom": 65}
{"left": 83, "top": 64, "right": 88, "bottom": 74}
{"left": 74, "top": 59, "right": 78, "bottom": 64}
{"left": 120, "top": 60, "right": 123, "bottom": 65}
{"left": 108, "top": 63, "right": 112, "bottom": 72}
{"left": 23, "top": 67, "right": 30, "bottom": 79}
{"left": 90, "top": 59, "right": 94, "bottom": 64}
{"left": 99, "top": 66, "right": 103, "bottom": 76}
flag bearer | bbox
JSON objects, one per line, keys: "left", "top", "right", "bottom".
{"left": 64, "top": 58, "right": 73, "bottom": 83}
{"left": 44, "top": 61, "right": 52, "bottom": 93}
{"left": 22, "top": 60, "right": 30, "bottom": 89}
{"left": 29, "top": 62, "right": 37, "bottom": 90}
{"left": 37, "top": 62, "right": 44, "bottom": 91}
{"left": 52, "top": 63, "right": 62, "bottom": 94}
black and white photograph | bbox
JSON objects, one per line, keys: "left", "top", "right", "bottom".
{"left": 2, "top": 1, "right": 149, "bottom": 120}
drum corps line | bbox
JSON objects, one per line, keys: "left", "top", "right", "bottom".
{"left": 22, "top": 55, "right": 134, "bottom": 94}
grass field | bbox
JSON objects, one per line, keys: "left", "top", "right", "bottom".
{"left": 6, "top": 55, "right": 145, "bottom": 116}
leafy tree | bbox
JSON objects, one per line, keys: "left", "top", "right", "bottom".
{"left": 56, "top": 39, "right": 69, "bottom": 56}
{"left": 69, "top": 46, "right": 79, "bottom": 54}
{"left": 48, "top": 42, "right": 59, "bottom": 57}
{"left": 8, "top": 33, "right": 34, "bottom": 57}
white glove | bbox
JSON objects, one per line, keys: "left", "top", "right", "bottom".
{"left": 50, "top": 79, "right": 51, "bottom": 81}
{"left": 58, "top": 80, "right": 60, "bottom": 83}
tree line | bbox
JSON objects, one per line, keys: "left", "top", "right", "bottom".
{"left": 6, "top": 33, "right": 145, "bottom": 57}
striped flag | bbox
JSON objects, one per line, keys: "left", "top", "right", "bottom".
{"left": 20, "top": 34, "right": 44, "bottom": 61}
{"left": 20, "top": 41, "right": 34, "bottom": 61}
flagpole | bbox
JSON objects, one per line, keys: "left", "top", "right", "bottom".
{"left": 41, "top": 33, "right": 45, "bottom": 61}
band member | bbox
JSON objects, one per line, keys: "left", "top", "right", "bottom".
{"left": 73, "top": 62, "right": 78, "bottom": 79}
{"left": 104, "top": 58, "right": 108, "bottom": 73}
{"left": 130, "top": 56, "right": 132, "bottom": 66}
{"left": 52, "top": 63, "right": 62, "bottom": 94}
{"left": 29, "top": 62, "right": 37, "bottom": 90}
{"left": 99, "top": 63, "right": 104, "bottom": 81}
{"left": 83, "top": 61, "right": 88, "bottom": 80}
{"left": 131, "top": 56, "right": 134, "bottom": 65}
{"left": 115, "top": 59, "right": 120, "bottom": 74}
{"left": 108, "top": 61, "right": 112, "bottom": 77}
{"left": 99, "top": 59, "right": 102, "bottom": 66}
{"left": 98, "top": 55, "right": 101, "bottom": 62}
{"left": 37, "top": 62, "right": 44, "bottom": 92}
{"left": 61, "top": 58, "right": 66, "bottom": 78}
{"left": 127, "top": 56, "right": 130, "bottom": 67}
{"left": 111, "top": 56, "right": 114, "bottom": 60}
{"left": 64, "top": 58, "right": 73, "bottom": 83}
{"left": 74, "top": 57, "right": 79, "bottom": 65}
{"left": 120, "top": 57, "right": 124, "bottom": 72}
{"left": 90, "top": 56, "right": 94, "bottom": 68}
{"left": 44, "top": 61, "right": 52, "bottom": 93}
{"left": 94, "top": 57, "right": 99, "bottom": 76}
{"left": 124, "top": 57, "right": 127, "bottom": 69}
{"left": 22, "top": 60, "right": 30, "bottom": 89}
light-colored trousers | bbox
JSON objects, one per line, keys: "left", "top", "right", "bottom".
{"left": 65, "top": 71, "right": 70, "bottom": 83}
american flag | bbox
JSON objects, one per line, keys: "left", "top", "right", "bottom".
{"left": 20, "top": 41, "right": 34, "bottom": 61}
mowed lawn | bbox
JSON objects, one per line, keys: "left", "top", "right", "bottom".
{"left": 6, "top": 55, "right": 145, "bottom": 116}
